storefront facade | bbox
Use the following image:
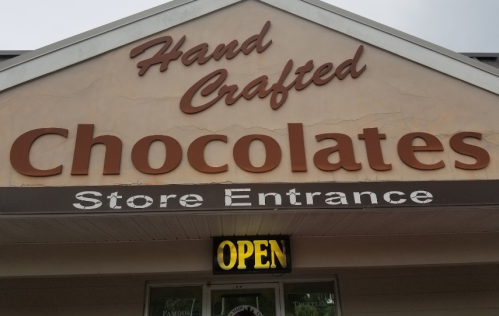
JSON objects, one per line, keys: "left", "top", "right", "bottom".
{"left": 1, "top": 0, "right": 499, "bottom": 315}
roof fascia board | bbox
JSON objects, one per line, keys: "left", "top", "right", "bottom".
{"left": 0, "top": 0, "right": 241, "bottom": 92}
{"left": 1, "top": 0, "right": 499, "bottom": 95}
{"left": 261, "top": 0, "right": 499, "bottom": 96}
{"left": 0, "top": 0, "right": 192, "bottom": 72}
{"left": 461, "top": 53, "right": 499, "bottom": 58}
{"left": 0, "top": 50, "right": 31, "bottom": 56}
{"left": 300, "top": 0, "right": 499, "bottom": 76}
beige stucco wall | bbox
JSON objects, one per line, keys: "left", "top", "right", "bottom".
{"left": 1, "top": 1, "right": 499, "bottom": 187}
{"left": 1, "top": 233, "right": 498, "bottom": 278}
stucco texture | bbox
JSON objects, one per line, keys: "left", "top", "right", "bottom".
{"left": 1, "top": 1, "right": 499, "bottom": 187}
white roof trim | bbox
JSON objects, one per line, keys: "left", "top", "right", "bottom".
{"left": 1, "top": 0, "right": 499, "bottom": 95}
{"left": 301, "top": 0, "right": 499, "bottom": 77}
{"left": 0, "top": 0, "right": 241, "bottom": 92}
{"left": 264, "top": 0, "right": 499, "bottom": 95}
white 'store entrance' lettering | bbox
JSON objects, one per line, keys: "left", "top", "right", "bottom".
{"left": 224, "top": 188, "right": 432, "bottom": 206}
{"left": 73, "top": 188, "right": 432, "bottom": 211}
{"left": 73, "top": 191, "right": 204, "bottom": 210}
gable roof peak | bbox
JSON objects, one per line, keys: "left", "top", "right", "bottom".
{"left": 1, "top": 0, "right": 499, "bottom": 95}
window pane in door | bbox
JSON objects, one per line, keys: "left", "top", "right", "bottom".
{"left": 211, "top": 288, "right": 276, "bottom": 316}
{"left": 149, "top": 286, "right": 203, "bottom": 316}
{"left": 283, "top": 282, "right": 337, "bottom": 316}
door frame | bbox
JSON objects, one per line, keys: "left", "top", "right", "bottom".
{"left": 204, "top": 282, "right": 282, "bottom": 316}
{"left": 145, "top": 277, "right": 341, "bottom": 316}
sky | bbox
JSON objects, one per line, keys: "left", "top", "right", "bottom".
{"left": 0, "top": 0, "right": 498, "bottom": 53}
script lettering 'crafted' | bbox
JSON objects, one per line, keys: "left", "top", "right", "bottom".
{"left": 130, "top": 21, "right": 367, "bottom": 113}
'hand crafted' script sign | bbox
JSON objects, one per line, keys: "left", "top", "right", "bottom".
{"left": 130, "top": 21, "right": 366, "bottom": 114}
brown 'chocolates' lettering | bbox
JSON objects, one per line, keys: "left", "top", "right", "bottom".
{"left": 449, "top": 132, "right": 490, "bottom": 170}
{"left": 188, "top": 135, "right": 228, "bottom": 173}
{"left": 71, "top": 124, "right": 123, "bottom": 175}
{"left": 397, "top": 132, "right": 445, "bottom": 170}
{"left": 358, "top": 127, "right": 392, "bottom": 171}
{"left": 10, "top": 128, "right": 69, "bottom": 177}
{"left": 233, "top": 135, "right": 282, "bottom": 173}
{"left": 313, "top": 133, "right": 362, "bottom": 171}
{"left": 131, "top": 135, "right": 183, "bottom": 175}
{"left": 11, "top": 126, "right": 491, "bottom": 177}
{"left": 288, "top": 123, "right": 307, "bottom": 172}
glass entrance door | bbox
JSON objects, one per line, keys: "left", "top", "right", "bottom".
{"left": 208, "top": 283, "right": 281, "bottom": 316}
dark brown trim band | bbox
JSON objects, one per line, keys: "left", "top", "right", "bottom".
{"left": 1, "top": 180, "right": 498, "bottom": 216}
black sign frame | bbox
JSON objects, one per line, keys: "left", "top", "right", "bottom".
{"left": 212, "top": 235, "right": 292, "bottom": 275}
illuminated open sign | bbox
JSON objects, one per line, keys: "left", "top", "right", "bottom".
{"left": 213, "top": 236, "right": 291, "bottom": 274}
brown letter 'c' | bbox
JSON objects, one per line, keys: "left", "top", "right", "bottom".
{"left": 233, "top": 135, "right": 281, "bottom": 173}
{"left": 10, "top": 128, "right": 68, "bottom": 177}
{"left": 449, "top": 132, "right": 490, "bottom": 170}
{"left": 313, "top": 133, "right": 361, "bottom": 171}
{"left": 397, "top": 132, "right": 445, "bottom": 170}
{"left": 132, "top": 135, "right": 182, "bottom": 175}
{"left": 188, "top": 135, "right": 228, "bottom": 173}
{"left": 71, "top": 124, "right": 122, "bottom": 175}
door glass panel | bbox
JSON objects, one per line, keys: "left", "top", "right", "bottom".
{"left": 283, "top": 282, "right": 337, "bottom": 316}
{"left": 211, "top": 288, "right": 276, "bottom": 316}
{"left": 148, "top": 286, "right": 203, "bottom": 316}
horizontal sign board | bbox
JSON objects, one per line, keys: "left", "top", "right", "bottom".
{"left": 1, "top": 180, "right": 499, "bottom": 216}
{"left": 213, "top": 235, "right": 291, "bottom": 274}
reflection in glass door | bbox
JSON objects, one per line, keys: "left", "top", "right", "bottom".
{"left": 146, "top": 280, "right": 340, "bottom": 316}
{"left": 209, "top": 283, "right": 280, "bottom": 316}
